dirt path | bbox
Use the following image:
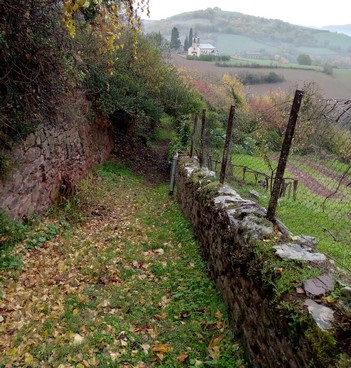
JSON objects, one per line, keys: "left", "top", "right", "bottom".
{"left": 0, "top": 157, "right": 245, "bottom": 367}
{"left": 113, "top": 133, "right": 170, "bottom": 185}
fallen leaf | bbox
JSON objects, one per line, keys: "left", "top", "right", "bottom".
{"left": 73, "top": 333, "right": 84, "bottom": 345}
{"left": 177, "top": 353, "right": 189, "bottom": 362}
{"left": 24, "top": 353, "right": 34, "bottom": 364}
{"left": 98, "top": 299, "right": 110, "bottom": 308}
{"left": 208, "top": 336, "right": 224, "bottom": 360}
{"left": 208, "top": 345, "right": 220, "bottom": 360}
{"left": 154, "top": 312, "right": 167, "bottom": 320}
{"left": 110, "top": 352, "right": 121, "bottom": 361}
{"left": 141, "top": 344, "right": 151, "bottom": 353}
{"left": 208, "top": 335, "right": 224, "bottom": 350}
{"left": 215, "top": 310, "right": 223, "bottom": 319}
{"left": 152, "top": 344, "right": 172, "bottom": 353}
{"left": 132, "top": 260, "right": 143, "bottom": 269}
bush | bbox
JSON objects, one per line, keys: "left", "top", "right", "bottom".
{"left": 239, "top": 71, "right": 284, "bottom": 85}
{"left": 187, "top": 54, "right": 217, "bottom": 62}
{"left": 0, "top": 1, "right": 72, "bottom": 146}
{"left": 297, "top": 53, "right": 312, "bottom": 65}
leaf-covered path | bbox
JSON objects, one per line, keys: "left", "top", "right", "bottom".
{"left": 0, "top": 161, "right": 245, "bottom": 367}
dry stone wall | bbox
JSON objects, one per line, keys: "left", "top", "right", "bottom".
{"left": 0, "top": 92, "right": 114, "bottom": 218}
{"left": 176, "top": 155, "right": 351, "bottom": 368}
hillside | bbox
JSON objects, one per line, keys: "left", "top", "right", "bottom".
{"left": 322, "top": 24, "right": 351, "bottom": 36}
{"left": 142, "top": 7, "right": 351, "bottom": 66}
{"left": 170, "top": 54, "right": 351, "bottom": 99}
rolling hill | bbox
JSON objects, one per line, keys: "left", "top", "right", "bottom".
{"left": 322, "top": 24, "right": 351, "bottom": 36}
{"left": 142, "top": 7, "right": 351, "bottom": 67}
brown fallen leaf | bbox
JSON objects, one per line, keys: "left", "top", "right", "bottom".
{"left": 177, "top": 353, "right": 189, "bottom": 362}
{"left": 215, "top": 310, "right": 223, "bottom": 319}
{"left": 132, "top": 260, "right": 143, "bottom": 269}
{"left": 208, "top": 335, "right": 224, "bottom": 350}
{"left": 208, "top": 335, "right": 224, "bottom": 360}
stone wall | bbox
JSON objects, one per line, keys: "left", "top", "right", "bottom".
{"left": 176, "top": 156, "right": 351, "bottom": 368}
{"left": 0, "top": 91, "right": 114, "bottom": 218}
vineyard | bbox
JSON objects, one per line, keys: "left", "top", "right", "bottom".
{"left": 186, "top": 93, "right": 351, "bottom": 272}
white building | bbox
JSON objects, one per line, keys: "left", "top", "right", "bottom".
{"left": 187, "top": 37, "right": 217, "bottom": 57}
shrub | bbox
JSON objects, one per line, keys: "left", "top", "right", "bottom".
{"left": 297, "top": 53, "right": 312, "bottom": 65}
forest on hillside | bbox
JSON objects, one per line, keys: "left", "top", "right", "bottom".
{"left": 143, "top": 7, "right": 351, "bottom": 67}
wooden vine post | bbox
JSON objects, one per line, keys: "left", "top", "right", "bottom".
{"left": 266, "top": 89, "right": 304, "bottom": 221}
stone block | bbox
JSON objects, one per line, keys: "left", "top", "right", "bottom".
{"left": 273, "top": 243, "right": 326, "bottom": 263}
{"left": 303, "top": 274, "right": 335, "bottom": 297}
{"left": 304, "top": 299, "right": 334, "bottom": 330}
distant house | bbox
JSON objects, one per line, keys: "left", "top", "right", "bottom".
{"left": 187, "top": 37, "right": 217, "bottom": 57}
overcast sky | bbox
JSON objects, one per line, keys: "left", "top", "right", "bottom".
{"left": 144, "top": 0, "right": 350, "bottom": 28}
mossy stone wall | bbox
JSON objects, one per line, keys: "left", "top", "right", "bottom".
{"left": 176, "top": 156, "right": 350, "bottom": 368}
{"left": 0, "top": 91, "right": 114, "bottom": 219}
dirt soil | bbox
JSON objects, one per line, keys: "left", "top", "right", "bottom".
{"left": 285, "top": 161, "right": 336, "bottom": 198}
{"left": 171, "top": 54, "right": 351, "bottom": 99}
{"left": 295, "top": 157, "right": 351, "bottom": 188}
{"left": 113, "top": 133, "right": 171, "bottom": 185}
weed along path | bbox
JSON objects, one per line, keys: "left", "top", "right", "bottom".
{"left": 0, "top": 161, "right": 246, "bottom": 367}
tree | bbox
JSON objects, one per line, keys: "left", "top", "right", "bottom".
{"left": 323, "top": 63, "right": 333, "bottom": 75}
{"left": 0, "top": 0, "right": 149, "bottom": 146}
{"left": 63, "top": 0, "right": 149, "bottom": 53}
{"left": 170, "top": 27, "right": 181, "bottom": 50}
{"left": 183, "top": 36, "right": 189, "bottom": 51}
{"left": 188, "top": 28, "right": 193, "bottom": 47}
{"left": 297, "top": 53, "right": 312, "bottom": 65}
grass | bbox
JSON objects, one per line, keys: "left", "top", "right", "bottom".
{"left": 219, "top": 56, "right": 323, "bottom": 71}
{"left": 0, "top": 211, "right": 29, "bottom": 271}
{"left": 226, "top": 153, "right": 351, "bottom": 272}
{"left": 333, "top": 69, "right": 351, "bottom": 88}
{"left": 0, "top": 160, "right": 246, "bottom": 367}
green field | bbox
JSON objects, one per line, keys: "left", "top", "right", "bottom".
{"left": 218, "top": 56, "right": 323, "bottom": 71}
{"left": 226, "top": 153, "right": 351, "bottom": 272}
{"left": 216, "top": 34, "right": 278, "bottom": 54}
{"left": 334, "top": 68, "right": 351, "bottom": 88}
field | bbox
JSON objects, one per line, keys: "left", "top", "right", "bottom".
{"left": 172, "top": 52, "right": 351, "bottom": 272}
{"left": 225, "top": 153, "right": 351, "bottom": 272}
{"left": 171, "top": 54, "right": 351, "bottom": 98}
